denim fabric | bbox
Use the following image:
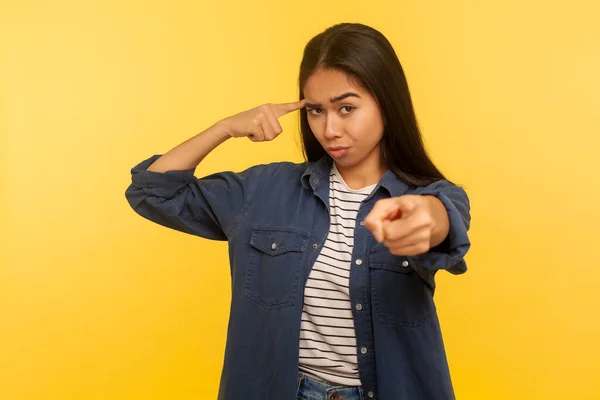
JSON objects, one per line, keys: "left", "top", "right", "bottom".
{"left": 297, "top": 373, "right": 364, "bottom": 400}
{"left": 125, "top": 155, "right": 471, "bottom": 400}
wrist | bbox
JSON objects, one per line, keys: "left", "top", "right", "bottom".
{"left": 423, "top": 195, "right": 449, "bottom": 247}
{"left": 214, "top": 119, "right": 234, "bottom": 139}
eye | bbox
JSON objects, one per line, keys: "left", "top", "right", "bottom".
{"left": 340, "top": 106, "right": 355, "bottom": 115}
{"left": 308, "top": 108, "right": 324, "bottom": 116}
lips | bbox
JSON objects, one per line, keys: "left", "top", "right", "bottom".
{"left": 327, "top": 147, "right": 349, "bottom": 158}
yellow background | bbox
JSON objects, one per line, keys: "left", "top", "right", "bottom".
{"left": 2, "top": 0, "right": 599, "bottom": 399}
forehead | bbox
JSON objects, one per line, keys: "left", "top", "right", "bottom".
{"left": 303, "top": 68, "right": 367, "bottom": 99}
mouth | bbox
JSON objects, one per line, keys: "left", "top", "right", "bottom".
{"left": 326, "top": 147, "right": 350, "bottom": 159}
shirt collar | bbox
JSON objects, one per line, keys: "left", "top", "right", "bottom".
{"left": 301, "top": 156, "right": 410, "bottom": 198}
{"left": 301, "top": 156, "right": 331, "bottom": 191}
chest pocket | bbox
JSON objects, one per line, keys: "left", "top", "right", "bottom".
{"left": 244, "top": 227, "right": 310, "bottom": 310}
{"left": 369, "top": 245, "right": 435, "bottom": 326}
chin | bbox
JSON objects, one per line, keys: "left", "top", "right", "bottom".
{"left": 333, "top": 157, "right": 358, "bottom": 169}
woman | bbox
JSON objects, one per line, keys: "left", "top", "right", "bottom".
{"left": 126, "top": 22, "right": 471, "bottom": 400}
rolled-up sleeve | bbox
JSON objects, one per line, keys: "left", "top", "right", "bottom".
{"left": 125, "top": 155, "right": 261, "bottom": 240}
{"left": 414, "top": 180, "right": 471, "bottom": 274}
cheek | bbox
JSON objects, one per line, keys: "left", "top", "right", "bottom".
{"left": 362, "top": 111, "right": 385, "bottom": 143}
{"left": 351, "top": 112, "right": 383, "bottom": 143}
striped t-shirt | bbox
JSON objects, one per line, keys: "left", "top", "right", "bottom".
{"left": 298, "top": 164, "right": 376, "bottom": 386}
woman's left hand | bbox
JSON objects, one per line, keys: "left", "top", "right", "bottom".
{"left": 364, "top": 195, "right": 449, "bottom": 256}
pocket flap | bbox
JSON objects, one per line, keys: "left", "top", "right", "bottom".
{"left": 369, "top": 244, "right": 413, "bottom": 273}
{"left": 250, "top": 227, "right": 309, "bottom": 256}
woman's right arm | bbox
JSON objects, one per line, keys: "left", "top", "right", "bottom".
{"left": 124, "top": 100, "right": 305, "bottom": 241}
{"left": 145, "top": 120, "right": 232, "bottom": 173}
{"left": 145, "top": 100, "right": 306, "bottom": 173}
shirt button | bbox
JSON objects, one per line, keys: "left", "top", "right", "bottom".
{"left": 271, "top": 243, "right": 277, "bottom": 250}
{"left": 355, "top": 303, "right": 363, "bottom": 311}
{"left": 355, "top": 259, "right": 363, "bottom": 266}
{"left": 360, "top": 346, "right": 368, "bottom": 355}
{"left": 367, "top": 391, "right": 375, "bottom": 398}
{"left": 359, "top": 221, "right": 365, "bottom": 226}
{"left": 401, "top": 260, "right": 409, "bottom": 267}
{"left": 312, "top": 243, "right": 318, "bottom": 249}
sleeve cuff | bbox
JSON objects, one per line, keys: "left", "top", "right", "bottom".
{"left": 130, "top": 155, "right": 197, "bottom": 199}
{"left": 414, "top": 187, "right": 471, "bottom": 274}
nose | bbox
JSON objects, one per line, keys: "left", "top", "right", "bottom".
{"left": 324, "top": 114, "right": 342, "bottom": 139}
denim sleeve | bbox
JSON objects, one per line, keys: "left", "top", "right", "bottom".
{"left": 124, "top": 155, "right": 261, "bottom": 241}
{"left": 414, "top": 180, "right": 472, "bottom": 274}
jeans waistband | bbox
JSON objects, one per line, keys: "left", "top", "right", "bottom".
{"left": 297, "top": 372, "right": 363, "bottom": 400}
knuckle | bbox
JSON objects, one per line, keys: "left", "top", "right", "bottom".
{"left": 422, "top": 217, "right": 434, "bottom": 229}
{"left": 417, "top": 243, "right": 429, "bottom": 254}
{"left": 383, "top": 224, "right": 393, "bottom": 237}
{"left": 260, "top": 104, "right": 272, "bottom": 115}
{"left": 421, "top": 231, "right": 431, "bottom": 243}
{"left": 390, "top": 247, "right": 402, "bottom": 256}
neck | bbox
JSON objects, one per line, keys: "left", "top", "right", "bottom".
{"left": 335, "top": 157, "right": 386, "bottom": 190}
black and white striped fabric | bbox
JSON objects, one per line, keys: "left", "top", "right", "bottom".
{"left": 298, "top": 164, "right": 376, "bottom": 386}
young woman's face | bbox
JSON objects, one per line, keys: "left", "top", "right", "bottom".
{"left": 303, "top": 68, "right": 385, "bottom": 174}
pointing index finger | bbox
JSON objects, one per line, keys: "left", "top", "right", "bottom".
{"left": 272, "top": 99, "right": 306, "bottom": 118}
{"left": 365, "top": 199, "right": 402, "bottom": 243}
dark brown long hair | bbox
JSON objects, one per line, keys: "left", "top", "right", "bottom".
{"left": 299, "top": 23, "right": 447, "bottom": 186}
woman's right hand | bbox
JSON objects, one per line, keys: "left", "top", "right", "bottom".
{"left": 221, "top": 100, "right": 306, "bottom": 142}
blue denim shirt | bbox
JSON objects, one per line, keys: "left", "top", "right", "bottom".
{"left": 125, "top": 155, "right": 471, "bottom": 400}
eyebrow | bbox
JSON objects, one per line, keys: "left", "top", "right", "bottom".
{"left": 305, "top": 92, "right": 361, "bottom": 109}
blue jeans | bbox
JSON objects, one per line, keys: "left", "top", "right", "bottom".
{"left": 296, "top": 373, "right": 364, "bottom": 400}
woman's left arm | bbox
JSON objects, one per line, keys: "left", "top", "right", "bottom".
{"left": 364, "top": 181, "right": 471, "bottom": 272}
